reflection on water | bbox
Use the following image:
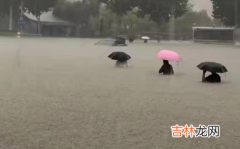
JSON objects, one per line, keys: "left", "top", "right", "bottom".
{"left": 15, "top": 48, "right": 21, "bottom": 67}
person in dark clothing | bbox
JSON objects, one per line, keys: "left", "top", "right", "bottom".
{"left": 128, "top": 35, "right": 135, "bottom": 43}
{"left": 116, "top": 60, "right": 130, "bottom": 67}
{"left": 202, "top": 71, "right": 221, "bottom": 83}
{"left": 159, "top": 60, "right": 174, "bottom": 75}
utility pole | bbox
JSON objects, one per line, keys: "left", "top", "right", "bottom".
{"left": 100, "top": 18, "right": 103, "bottom": 37}
{"left": 9, "top": 3, "right": 13, "bottom": 30}
{"left": 18, "top": 0, "right": 25, "bottom": 33}
{"left": 169, "top": 6, "right": 176, "bottom": 41}
{"left": 21, "top": 0, "right": 24, "bottom": 16}
{"left": 234, "top": 0, "right": 239, "bottom": 26}
{"left": 169, "top": 0, "right": 176, "bottom": 41}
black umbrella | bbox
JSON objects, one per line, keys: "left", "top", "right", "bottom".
{"left": 108, "top": 52, "right": 131, "bottom": 62}
{"left": 197, "top": 62, "right": 228, "bottom": 73}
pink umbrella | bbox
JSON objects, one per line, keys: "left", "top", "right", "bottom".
{"left": 157, "top": 50, "right": 182, "bottom": 62}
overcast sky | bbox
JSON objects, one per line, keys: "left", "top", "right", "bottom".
{"left": 189, "top": 0, "right": 213, "bottom": 16}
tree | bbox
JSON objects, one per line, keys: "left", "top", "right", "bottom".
{"left": 98, "top": 0, "right": 136, "bottom": 16}
{"left": 0, "top": 0, "right": 21, "bottom": 30}
{"left": 122, "top": 10, "right": 159, "bottom": 35}
{"left": 159, "top": 9, "right": 225, "bottom": 40}
{"left": 136, "top": 0, "right": 189, "bottom": 42}
{"left": 212, "top": 18, "right": 224, "bottom": 27}
{"left": 54, "top": 0, "right": 100, "bottom": 37}
{"left": 169, "top": 10, "right": 214, "bottom": 40}
{"left": 96, "top": 5, "right": 159, "bottom": 37}
{"left": 122, "top": 10, "right": 137, "bottom": 35}
{"left": 211, "top": 0, "right": 239, "bottom": 26}
{"left": 99, "top": 5, "right": 116, "bottom": 36}
{"left": 53, "top": 0, "right": 72, "bottom": 22}
{"left": 23, "top": 0, "right": 57, "bottom": 33}
{"left": 98, "top": 0, "right": 136, "bottom": 35}
{"left": 0, "top": 0, "right": 21, "bottom": 16}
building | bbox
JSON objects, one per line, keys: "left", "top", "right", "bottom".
{"left": 192, "top": 27, "right": 235, "bottom": 43}
{"left": 23, "top": 10, "right": 76, "bottom": 37}
{"left": 0, "top": 9, "right": 77, "bottom": 37}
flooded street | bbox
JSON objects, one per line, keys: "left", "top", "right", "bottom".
{"left": 0, "top": 37, "right": 240, "bottom": 149}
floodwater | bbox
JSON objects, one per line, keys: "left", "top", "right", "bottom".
{"left": 0, "top": 37, "right": 240, "bottom": 149}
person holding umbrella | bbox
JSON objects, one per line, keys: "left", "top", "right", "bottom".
{"left": 157, "top": 50, "right": 182, "bottom": 75}
{"left": 141, "top": 36, "right": 150, "bottom": 43}
{"left": 115, "top": 60, "right": 130, "bottom": 67}
{"left": 159, "top": 60, "right": 174, "bottom": 75}
{"left": 197, "top": 62, "right": 228, "bottom": 83}
{"left": 202, "top": 71, "right": 221, "bottom": 83}
{"left": 108, "top": 52, "right": 131, "bottom": 67}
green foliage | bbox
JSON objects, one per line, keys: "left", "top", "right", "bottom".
{"left": 99, "top": 0, "right": 188, "bottom": 25}
{"left": 54, "top": 0, "right": 99, "bottom": 25}
{"left": 98, "top": 0, "right": 189, "bottom": 38}
{"left": 99, "top": 5, "right": 116, "bottom": 27}
{"left": 122, "top": 11, "right": 158, "bottom": 33}
{"left": 0, "top": 0, "right": 21, "bottom": 16}
{"left": 136, "top": 0, "right": 189, "bottom": 24}
{"left": 21, "top": 0, "right": 56, "bottom": 33}
{"left": 54, "top": 0, "right": 100, "bottom": 37}
{"left": 98, "top": 0, "right": 135, "bottom": 17}
{"left": 96, "top": 6, "right": 158, "bottom": 36}
{"left": 177, "top": 10, "right": 212, "bottom": 27}
{"left": 98, "top": 6, "right": 116, "bottom": 35}
{"left": 23, "top": 0, "right": 57, "bottom": 19}
{"left": 211, "top": 0, "right": 239, "bottom": 26}
{"left": 53, "top": 0, "right": 70, "bottom": 21}
{"left": 173, "top": 10, "right": 212, "bottom": 38}
{"left": 162, "top": 10, "right": 223, "bottom": 39}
